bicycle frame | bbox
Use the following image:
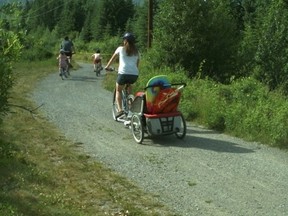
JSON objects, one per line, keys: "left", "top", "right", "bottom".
{"left": 65, "top": 57, "right": 71, "bottom": 76}
{"left": 112, "top": 84, "right": 134, "bottom": 122}
{"left": 59, "top": 66, "right": 68, "bottom": 80}
{"left": 95, "top": 62, "right": 102, "bottom": 76}
{"left": 65, "top": 52, "right": 75, "bottom": 76}
{"left": 105, "top": 67, "right": 135, "bottom": 121}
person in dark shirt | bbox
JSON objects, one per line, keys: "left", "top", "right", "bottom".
{"left": 60, "top": 36, "right": 75, "bottom": 60}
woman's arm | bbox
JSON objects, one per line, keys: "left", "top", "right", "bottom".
{"left": 105, "top": 53, "right": 117, "bottom": 68}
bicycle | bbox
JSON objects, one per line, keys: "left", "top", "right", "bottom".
{"left": 64, "top": 52, "right": 75, "bottom": 76}
{"left": 105, "top": 67, "right": 135, "bottom": 122}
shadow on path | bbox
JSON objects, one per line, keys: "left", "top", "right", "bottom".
{"left": 65, "top": 75, "right": 100, "bottom": 82}
{"left": 138, "top": 127, "right": 255, "bottom": 154}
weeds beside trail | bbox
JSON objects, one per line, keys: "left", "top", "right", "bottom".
{"left": 0, "top": 60, "right": 174, "bottom": 216}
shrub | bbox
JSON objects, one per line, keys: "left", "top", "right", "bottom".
{"left": 22, "top": 27, "right": 57, "bottom": 61}
{"left": 224, "top": 77, "right": 269, "bottom": 134}
{"left": 0, "top": 29, "right": 22, "bottom": 122}
{"left": 180, "top": 75, "right": 288, "bottom": 147}
{"left": 180, "top": 78, "right": 227, "bottom": 131}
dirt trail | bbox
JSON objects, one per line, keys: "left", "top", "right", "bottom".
{"left": 31, "top": 62, "right": 288, "bottom": 216}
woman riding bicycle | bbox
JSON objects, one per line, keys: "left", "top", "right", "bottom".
{"left": 105, "top": 32, "right": 140, "bottom": 118}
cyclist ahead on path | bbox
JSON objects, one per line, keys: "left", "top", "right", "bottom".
{"left": 60, "top": 36, "right": 75, "bottom": 62}
{"left": 105, "top": 32, "right": 140, "bottom": 118}
{"left": 91, "top": 49, "right": 102, "bottom": 72}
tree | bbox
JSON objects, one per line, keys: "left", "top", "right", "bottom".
{"left": 153, "top": 0, "right": 240, "bottom": 82}
{"left": 56, "top": 2, "right": 77, "bottom": 36}
{"left": 97, "top": 0, "right": 135, "bottom": 38}
{"left": 89, "top": 0, "right": 104, "bottom": 40}
{"left": 25, "top": 0, "right": 63, "bottom": 32}
{"left": 236, "top": 0, "right": 270, "bottom": 77}
{"left": 80, "top": 10, "right": 93, "bottom": 42}
{"left": 131, "top": 0, "right": 159, "bottom": 51}
{"left": 80, "top": 0, "right": 100, "bottom": 42}
{"left": 130, "top": 3, "right": 147, "bottom": 50}
{"left": 253, "top": 0, "right": 288, "bottom": 93}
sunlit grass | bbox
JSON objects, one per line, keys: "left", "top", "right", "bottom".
{"left": 0, "top": 59, "right": 175, "bottom": 216}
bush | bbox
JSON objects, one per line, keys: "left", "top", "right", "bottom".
{"left": 0, "top": 29, "right": 22, "bottom": 122}
{"left": 182, "top": 76, "right": 288, "bottom": 147}
{"left": 0, "top": 61, "right": 13, "bottom": 117}
{"left": 224, "top": 77, "right": 269, "bottom": 136}
{"left": 181, "top": 78, "right": 227, "bottom": 131}
{"left": 22, "top": 27, "right": 57, "bottom": 61}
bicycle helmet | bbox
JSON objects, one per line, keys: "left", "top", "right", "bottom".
{"left": 122, "top": 32, "right": 135, "bottom": 43}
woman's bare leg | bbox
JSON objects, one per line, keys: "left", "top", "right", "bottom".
{"left": 116, "top": 83, "right": 123, "bottom": 112}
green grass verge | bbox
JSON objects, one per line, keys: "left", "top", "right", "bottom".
{"left": 0, "top": 59, "right": 176, "bottom": 216}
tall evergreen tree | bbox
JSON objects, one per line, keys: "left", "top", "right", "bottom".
{"left": 131, "top": 0, "right": 153, "bottom": 51}
{"left": 25, "top": 0, "right": 63, "bottom": 32}
{"left": 98, "top": 0, "right": 135, "bottom": 38}
{"left": 90, "top": 0, "right": 104, "bottom": 40}
{"left": 81, "top": 10, "right": 93, "bottom": 42}
{"left": 56, "top": 2, "right": 75, "bottom": 36}
{"left": 132, "top": 0, "right": 161, "bottom": 51}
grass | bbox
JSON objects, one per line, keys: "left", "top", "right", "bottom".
{"left": 0, "top": 59, "right": 177, "bottom": 216}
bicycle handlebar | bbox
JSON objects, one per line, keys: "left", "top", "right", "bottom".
{"left": 104, "top": 67, "right": 115, "bottom": 72}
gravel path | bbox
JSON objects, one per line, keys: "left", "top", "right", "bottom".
{"left": 31, "top": 62, "right": 288, "bottom": 216}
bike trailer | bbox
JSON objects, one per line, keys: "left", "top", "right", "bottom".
{"left": 144, "top": 112, "right": 183, "bottom": 136}
{"left": 129, "top": 75, "right": 187, "bottom": 143}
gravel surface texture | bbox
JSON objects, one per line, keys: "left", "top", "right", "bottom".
{"left": 31, "top": 62, "right": 288, "bottom": 216}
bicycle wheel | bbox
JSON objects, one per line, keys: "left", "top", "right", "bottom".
{"left": 127, "top": 94, "right": 135, "bottom": 111}
{"left": 59, "top": 68, "right": 64, "bottom": 80}
{"left": 175, "top": 114, "right": 186, "bottom": 139}
{"left": 95, "top": 64, "right": 101, "bottom": 76}
{"left": 131, "top": 114, "right": 144, "bottom": 144}
{"left": 66, "top": 63, "right": 70, "bottom": 76}
{"left": 112, "top": 89, "right": 118, "bottom": 121}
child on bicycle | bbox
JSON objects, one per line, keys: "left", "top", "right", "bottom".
{"left": 57, "top": 49, "right": 68, "bottom": 80}
{"left": 105, "top": 32, "right": 140, "bottom": 118}
{"left": 91, "top": 49, "right": 102, "bottom": 73}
